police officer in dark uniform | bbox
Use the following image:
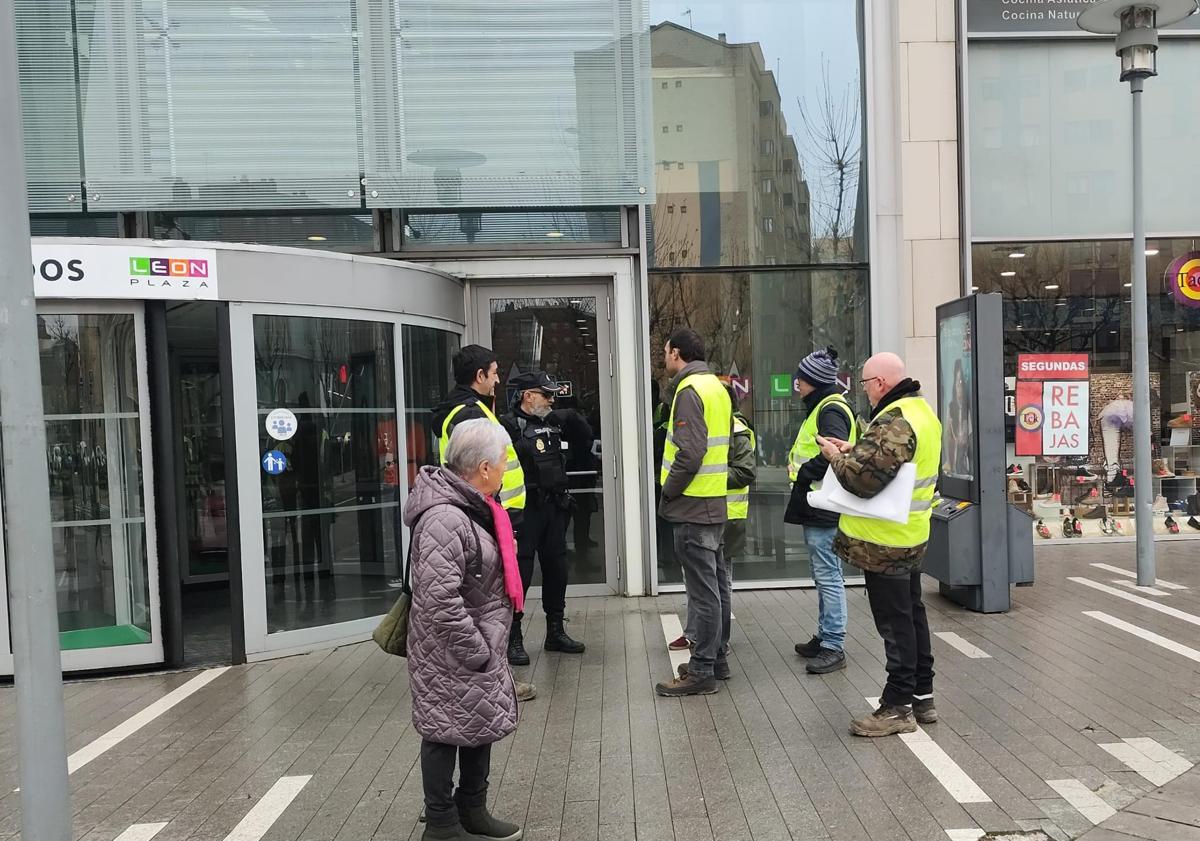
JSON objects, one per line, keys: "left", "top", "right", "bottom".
{"left": 501, "top": 370, "right": 591, "bottom": 664}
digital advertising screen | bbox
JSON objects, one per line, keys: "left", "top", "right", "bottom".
{"left": 938, "top": 309, "right": 976, "bottom": 487}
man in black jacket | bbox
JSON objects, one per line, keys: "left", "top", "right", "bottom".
{"left": 784, "top": 348, "right": 856, "bottom": 674}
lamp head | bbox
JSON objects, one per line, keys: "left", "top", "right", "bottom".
{"left": 1077, "top": 0, "right": 1199, "bottom": 81}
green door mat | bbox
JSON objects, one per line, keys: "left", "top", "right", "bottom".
{"left": 59, "top": 625, "right": 152, "bottom": 650}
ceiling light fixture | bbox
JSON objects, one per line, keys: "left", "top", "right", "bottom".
{"left": 1009, "top": 251, "right": 1026, "bottom": 259}
{"left": 1145, "top": 248, "right": 1160, "bottom": 255}
{"left": 1044, "top": 284, "right": 1060, "bottom": 290}
{"left": 546, "top": 231, "right": 565, "bottom": 238}
{"left": 1001, "top": 271, "right": 1017, "bottom": 277}
{"left": 1124, "top": 282, "right": 1133, "bottom": 287}
{"left": 307, "top": 235, "right": 327, "bottom": 242}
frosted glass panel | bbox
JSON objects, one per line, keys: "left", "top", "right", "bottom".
{"left": 361, "top": 0, "right": 655, "bottom": 207}
{"left": 15, "top": 0, "right": 83, "bottom": 212}
{"left": 969, "top": 40, "right": 1200, "bottom": 239}
{"left": 77, "top": 1, "right": 362, "bottom": 210}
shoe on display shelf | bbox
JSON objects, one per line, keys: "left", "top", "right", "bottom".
{"left": 1153, "top": 458, "right": 1175, "bottom": 478}
{"left": 1072, "top": 517, "right": 1083, "bottom": 537}
{"left": 1166, "top": 515, "right": 1180, "bottom": 535}
{"left": 1099, "top": 518, "right": 1114, "bottom": 536}
{"left": 1188, "top": 516, "right": 1200, "bottom": 531}
{"left": 1061, "top": 516, "right": 1074, "bottom": 538}
{"left": 1167, "top": 413, "right": 1192, "bottom": 429}
{"left": 1036, "top": 519, "right": 1052, "bottom": 539}
{"left": 1113, "top": 520, "right": 1127, "bottom": 535}
{"left": 1007, "top": 464, "right": 1024, "bottom": 476}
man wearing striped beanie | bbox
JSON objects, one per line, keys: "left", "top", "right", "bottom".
{"left": 785, "top": 347, "right": 857, "bottom": 675}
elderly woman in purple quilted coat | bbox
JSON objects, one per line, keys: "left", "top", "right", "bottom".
{"left": 406, "top": 418, "right": 524, "bottom": 841}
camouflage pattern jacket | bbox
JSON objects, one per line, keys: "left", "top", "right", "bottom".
{"left": 830, "top": 379, "right": 927, "bottom": 575}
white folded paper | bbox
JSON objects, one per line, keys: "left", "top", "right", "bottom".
{"left": 807, "top": 462, "right": 918, "bottom": 524}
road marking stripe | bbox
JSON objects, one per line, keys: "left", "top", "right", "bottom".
{"left": 934, "top": 632, "right": 992, "bottom": 659}
{"left": 865, "top": 698, "right": 990, "bottom": 804}
{"left": 1090, "top": 563, "right": 1187, "bottom": 590}
{"left": 1068, "top": 578, "right": 1200, "bottom": 628}
{"left": 115, "top": 824, "right": 168, "bottom": 841}
{"left": 659, "top": 613, "right": 691, "bottom": 674}
{"left": 1046, "top": 779, "right": 1116, "bottom": 825}
{"left": 69, "top": 667, "right": 230, "bottom": 774}
{"left": 1084, "top": 611, "right": 1200, "bottom": 663}
{"left": 223, "top": 775, "right": 311, "bottom": 841}
{"left": 1110, "top": 579, "right": 1171, "bottom": 597}
{"left": 1123, "top": 738, "right": 1193, "bottom": 778}
{"left": 945, "top": 831, "right": 984, "bottom": 841}
{"left": 1099, "top": 740, "right": 1191, "bottom": 786}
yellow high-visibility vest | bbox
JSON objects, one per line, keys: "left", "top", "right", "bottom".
{"left": 837, "top": 396, "right": 941, "bottom": 549}
{"left": 659, "top": 373, "right": 732, "bottom": 498}
{"left": 440, "top": 400, "right": 526, "bottom": 511}
{"left": 788, "top": 393, "right": 857, "bottom": 484}
{"left": 727, "top": 416, "right": 756, "bottom": 520}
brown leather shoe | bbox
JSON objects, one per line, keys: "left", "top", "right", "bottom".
{"left": 655, "top": 672, "right": 719, "bottom": 697}
{"left": 850, "top": 703, "right": 917, "bottom": 737}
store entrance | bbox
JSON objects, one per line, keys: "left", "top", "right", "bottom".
{"left": 165, "top": 303, "right": 232, "bottom": 665}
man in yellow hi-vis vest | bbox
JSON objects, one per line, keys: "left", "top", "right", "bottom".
{"left": 654, "top": 328, "right": 734, "bottom": 698}
{"left": 785, "top": 348, "right": 857, "bottom": 676}
{"left": 817, "top": 352, "right": 942, "bottom": 738}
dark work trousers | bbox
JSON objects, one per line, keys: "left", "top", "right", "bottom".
{"left": 420, "top": 740, "right": 492, "bottom": 828}
{"left": 675, "top": 522, "right": 731, "bottom": 678}
{"left": 516, "top": 498, "right": 569, "bottom": 617}
{"left": 864, "top": 570, "right": 935, "bottom": 707}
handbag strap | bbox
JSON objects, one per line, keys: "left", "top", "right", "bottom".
{"left": 405, "top": 506, "right": 488, "bottom": 593}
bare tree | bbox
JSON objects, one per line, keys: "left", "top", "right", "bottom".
{"left": 798, "top": 60, "right": 860, "bottom": 261}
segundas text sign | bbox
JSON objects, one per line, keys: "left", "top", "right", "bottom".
{"left": 32, "top": 242, "right": 218, "bottom": 300}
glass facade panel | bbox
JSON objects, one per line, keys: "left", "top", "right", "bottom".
{"left": 152, "top": 212, "right": 375, "bottom": 251}
{"left": 969, "top": 41, "right": 1200, "bottom": 239}
{"left": 649, "top": 269, "right": 870, "bottom": 582}
{"left": 402, "top": 209, "right": 622, "bottom": 248}
{"left": 254, "top": 315, "right": 398, "bottom": 633}
{"left": 401, "top": 325, "right": 459, "bottom": 481}
{"left": 973, "top": 239, "right": 1200, "bottom": 540}
{"left": 38, "top": 313, "right": 153, "bottom": 649}
{"left": 30, "top": 215, "right": 121, "bottom": 237}
{"left": 647, "top": 0, "right": 866, "bottom": 267}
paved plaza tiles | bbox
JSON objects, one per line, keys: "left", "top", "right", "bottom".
{"left": 2, "top": 542, "right": 1200, "bottom": 841}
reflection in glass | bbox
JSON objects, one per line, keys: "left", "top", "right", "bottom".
{"left": 38, "top": 313, "right": 152, "bottom": 649}
{"left": 254, "top": 315, "right": 399, "bottom": 633}
{"left": 403, "top": 209, "right": 622, "bottom": 248}
{"left": 972, "top": 239, "right": 1200, "bottom": 540}
{"left": 402, "top": 326, "right": 459, "bottom": 483}
{"left": 649, "top": 269, "right": 870, "bottom": 582}
{"left": 489, "top": 297, "right": 607, "bottom": 586}
{"left": 648, "top": 0, "right": 866, "bottom": 267}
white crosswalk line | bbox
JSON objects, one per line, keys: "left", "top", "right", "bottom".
{"left": 69, "top": 667, "right": 230, "bottom": 774}
{"left": 223, "top": 775, "right": 311, "bottom": 841}
{"left": 659, "top": 613, "right": 690, "bottom": 674}
{"left": 865, "top": 698, "right": 991, "bottom": 803}
{"left": 1099, "top": 739, "right": 1192, "bottom": 786}
{"left": 1046, "top": 779, "right": 1116, "bottom": 824}
{"left": 114, "top": 824, "right": 168, "bottom": 841}
{"left": 934, "top": 631, "right": 992, "bottom": 658}
{"left": 1068, "top": 577, "right": 1200, "bottom": 628}
{"left": 1110, "top": 579, "right": 1171, "bottom": 597}
{"left": 1123, "top": 738, "right": 1193, "bottom": 779}
{"left": 944, "top": 830, "right": 985, "bottom": 841}
{"left": 1084, "top": 611, "right": 1200, "bottom": 663}
{"left": 1090, "top": 563, "right": 1187, "bottom": 590}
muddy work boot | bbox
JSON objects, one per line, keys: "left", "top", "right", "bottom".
{"left": 544, "top": 613, "right": 585, "bottom": 654}
{"left": 655, "top": 671, "right": 719, "bottom": 697}
{"left": 913, "top": 698, "right": 938, "bottom": 724}
{"left": 514, "top": 681, "right": 537, "bottom": 702}
{"left": 850, "top": 703, "right": 918, "bottom": 737}
{"left": 677, "top": 660, "right": 731, "bottom": 681}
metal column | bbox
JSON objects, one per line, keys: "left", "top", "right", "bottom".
{"left": 1129, "top": 77, "right": 1155, "bottom": 586}
{"left": 0, "top": 0, "right": 72, "bottom": 837}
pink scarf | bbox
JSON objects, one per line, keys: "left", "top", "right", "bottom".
{"left": 484, "top": 496, "right": 524, "bottom": 613}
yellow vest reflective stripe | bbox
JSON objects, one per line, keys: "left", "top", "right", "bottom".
{"left": 838, "top": 397, "right": 942, "bottom": 549}
{"left": 439, "top": 400, "right": 527, "bottom": 511}
{"left": 659, "top": 373, "right": 732, "bottom": 498}
{"left": 788, "top": 394, "right": 858, "bottom": 483}
{"left": 727, "top": 417, "right": 755, "bottom": 520}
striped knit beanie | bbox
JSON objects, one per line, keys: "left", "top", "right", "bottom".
{"left": 796, "top": 347, "right": 839, "bottom": 387}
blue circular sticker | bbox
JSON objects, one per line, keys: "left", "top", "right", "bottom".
{"left": 262, "top": 450, "right": 288, "bottom": 475}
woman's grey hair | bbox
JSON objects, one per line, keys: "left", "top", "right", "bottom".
{"left": 444, "top": 418, "right": 510, "bottom": 478}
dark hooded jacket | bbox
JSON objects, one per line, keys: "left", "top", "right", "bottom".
{"left": 404, "top": 466, "right": 518, "bottom": 747}
{"left": 432, "top": 385, "right": 496, "bottom": 442}
{"left": 784, "top": 383, "right": 856, "bottom": 528}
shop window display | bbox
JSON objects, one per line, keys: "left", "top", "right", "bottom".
{"left": 974, "top": 239, "right": 1200, "bottom": 541}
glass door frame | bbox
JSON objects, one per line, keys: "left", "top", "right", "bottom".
{"left": 229, "top": 301, "right": 463, "bottom": 659}
{"left": 34, "top": 300, "right": 165, "bottom": 671}
{"left": 471, "top": 280, "right": 620, "bottom": 597}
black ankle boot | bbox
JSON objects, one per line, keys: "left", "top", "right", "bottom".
{"left": 544, "top": 614, "right": 585, "bottom": 654}
{"left": 507, "top": 621, "right": 530, "bottom": 666}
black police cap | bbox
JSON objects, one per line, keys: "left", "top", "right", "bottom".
{"left": 509, "top": 370, "right": 558, "bottom": 394}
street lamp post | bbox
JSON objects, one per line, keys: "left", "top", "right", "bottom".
{"left": 1078, "top": 0, "right": 1198, "bottom": 587}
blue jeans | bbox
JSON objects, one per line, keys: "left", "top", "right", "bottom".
{"left": 803, "top": 526, "right": 846, "bottom": 652}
